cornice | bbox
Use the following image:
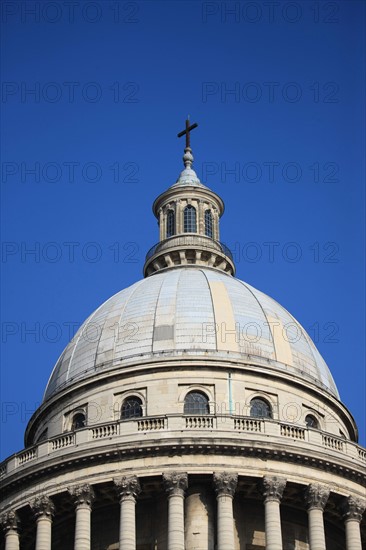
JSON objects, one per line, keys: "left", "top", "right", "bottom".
{"left": 2, "top": 436, "right": 365, "bottom": 500}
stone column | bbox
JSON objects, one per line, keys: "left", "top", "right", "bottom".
{"left": 69, "top": 484, "right": 95, "bottom": 550}
{"left": 163, "top": 472, "right": 188, "bottom": 550}
{"left": 213, "top": 472, "right": 238, "bottom": 550}
{"left": 259, "top": 476, "right": 286, "bottom": 550}
{"left": 340, "top": 496, "right": 366, "bottom": 550}
{"left": 176, "top": 200, "right": 183, "bottom": 234}
{"left": 0, "top": 511, "right": 20, "bottom": 550}
{"left": 31, "top": 496, "right": 55, "bottom": 550}
{"left": 213, "top": 208, "right": 219, "bottom": 240}
{"left": 198, "top": 199, "right": 204, "bottom": 235}
{"left": 114, "top": 475, "right": 141, "bottom": 550}
{"left": 304, "top": 483, "right": 330, "bottom": 550}
{"left": 158, "top": 208, "right": 164, "bottom": 240}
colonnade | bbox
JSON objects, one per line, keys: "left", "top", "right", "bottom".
{"left": 1, "top": 475, "right": 365, "bottom": 550}
{"left": 158, "top": 199, "right": 220, "bottom": 242}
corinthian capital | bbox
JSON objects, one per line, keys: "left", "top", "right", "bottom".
{"left": 163, "top": 472, "right": 188, "bottom": 496}
{"left": 340, "top": 496, "right": 366, "bottom": 523}
{"left": 68, "top": 484, "right": 95, "bottom": 508}
{"left": 213, "top": 472, "right": 238, "bottom": 497}
{"left": 260, "top": 476, "right": 286, "bottom": 502}
{"left": 114, "top": 476, "right": 141, "bottom": 501}
{"left": 304, "top": 484, "right": 330, "bottom": 511}
{"left": 0, "top": 510, "right": 20, "bottom": 532}
{"left": 30, "top": 496, "right": 55, "bottom": 519}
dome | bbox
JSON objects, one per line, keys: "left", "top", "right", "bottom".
{"left": 44, "top": 267, "right": 339, "bottom": 400}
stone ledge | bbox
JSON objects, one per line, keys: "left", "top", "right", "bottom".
{"left": 1, "top": 416, "right": 365, "bottom": 497}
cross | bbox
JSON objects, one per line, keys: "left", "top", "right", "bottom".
{"left": 177, "top": 117, "right": 198, "bottom": 149}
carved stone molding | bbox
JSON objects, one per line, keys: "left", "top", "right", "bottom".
{"left": 30, "top": 496, "right": 55, "bottom": 520}
{"left": 304, "top": 483, "right": 330, "bottom": 511}
{"left": 0, "top": 510, "right": 19, "bottom": 532}
{"left": 340, "top": 496, "right": 366, "bottom": 523}
{"left": 213, "top": 472, "right": 238, "bottom": 497}
{"left": 163, "top": 472, "right": 188, "bottom": 497}
{"left": 260, "top": 476, "right": 287, "bottom": 503}
{"left": 68, "top": 484, "right": 95, "bottom": 508}
{"left": 2, "top": 440, "right": 365, "bottom": 499}
{"left": 114, "top": 475, "right": 141, "bottom": 501}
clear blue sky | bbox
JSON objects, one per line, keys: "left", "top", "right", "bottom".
{"left": 1, "top": 0, "right": 365, "bottom": 460}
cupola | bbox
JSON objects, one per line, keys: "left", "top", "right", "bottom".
{"left": 143, "top": 119, "right": 235, "bottom": 277}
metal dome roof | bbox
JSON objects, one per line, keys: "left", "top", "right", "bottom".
{"left": 44, "top": 267, "right": 339, "bottom": 400}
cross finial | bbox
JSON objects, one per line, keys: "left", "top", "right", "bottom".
{"left": 177, "top": 117, "right": 198, "bottom": 149}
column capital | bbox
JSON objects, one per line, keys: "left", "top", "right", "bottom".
{"left": 213, "top": 472, "right": 238, "bottom": 497}
{"left": 0, "top": 510, "right": 20, "bottom": 532}
{"left": 340, "top": 496, "right": 366, "bottom": 523}
{"left": 163, "top": 472, "right": 188, "bottom": 497}
{"left": 260, "top": 476, "right": 286, "bottom": 503}
{"left": 114, "top": 475, "right": 141, "bottom": 501}
{"left": 68, "top": 483, "right": 95, "bottom": 508}
{"left": 304, "top": 483, "right": 330, "bottom": 511}
{"left": 30, "top": 496, "right": 55, "bottom": 520}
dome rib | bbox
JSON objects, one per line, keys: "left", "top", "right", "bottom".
{"left": 235, "top": 278, "right": 278, "bottom": 362}
{"left": 199, "top": 268, "right": 218, "bottom": 352}
{"left": 112, "top": 278, "right": 156, "bottom": 363}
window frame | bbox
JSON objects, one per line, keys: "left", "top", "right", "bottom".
{"left": 204, "top": 209, "right": 213, "bottom": 238}
{"left": 305, "top": 414, "right": 319, "bottom": 430}
{"left": 183, "top": 390, "right": 210, "bottom": 415}
{"left": 166, "top": 209, "right": 175, "bottom": 238}
{"left": 249, "top": 397, "right": 273, "bottom": 419}
{"left": 183, "top": 205, "right": 197, "bottom": 233}
{"left": 121, "top": 396, "right": 143, "bottom": 420}
{"left": 71, "top": 411, "right": 86, "bottom": 431}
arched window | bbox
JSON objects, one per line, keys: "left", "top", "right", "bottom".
{"left": 250, "top": 398, "right": 272, "bottom": 419}
{"left": 184, "top": 205, "right": 197, "bottom": 233}
{"left": 71, "top": 412, "right": 86, "bottom": 430}
{"left": 166, "top": 209, "right": 175, "bottom": 238}
{"left": 121, "top": 396, "right": 143, "bottom": 420}
{"left": 184, "top": 391, "right": 209, "bottom": 415}
{"left": 305, "top": 414, "right": 319, "bottom": 429}
{"left": 204, "top": 210, "right": 213, "bottom": 238}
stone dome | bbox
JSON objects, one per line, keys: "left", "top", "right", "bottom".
{"left": 44, "top": 266, "right": 339, "bottom": 401}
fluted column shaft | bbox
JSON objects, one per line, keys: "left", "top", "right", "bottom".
{"left": 265, "top": 499, "right": 282, "bottom": 550}
{"left": 159, "top": 208, "right": 164, "bottom": 240}
{"left": 345, "top": 519, "right": 362, "bottom": 550}
{"left": 35, "top": 516, "right": 52, "bottom": 550}
{"left": 304, "top": 484, "right": 330, "bottom": 550}
{"left": 213, "top": 472, "right": 237, "bottom": 550}
{"left": 176, "top": 201, "right": 183, "bottom": 234}
{"left": 260, "top": 476, "right": 286, "bottom": 550}
{"left": 120, "top": 495, "right": 137, "bottom": 549}
{"left": 114, "top": 475, "right": 141, "bottom": 550}
{"left": 0, "top": 512, "right": 20, "bottom": 550}
{"left": 31, "top": 496, "right": 55, "bottom": 550}
{"left": 75, "top": 504, "right": 92, "bottom": 550}
{"left": 341, "top": 496, "right": 365, "bottom": 550}
{"left": 163, "top": 472, "right": 188, "bottom": 550}
{"left": 167, "top": 491, "right": 185, "bottom": 550}
{"left": 5, "top": 530, "right": 19, "bottom": 550}
{"left": 69, "top": 484, "right": 95, "bottom": 550}
{"left": 308, "top": 508, "right": 326, "bottom": 549}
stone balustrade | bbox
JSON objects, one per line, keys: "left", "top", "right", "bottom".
{"left": 1, "top": 415, "right": 365, "bottom": 481}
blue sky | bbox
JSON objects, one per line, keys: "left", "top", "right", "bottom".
{"left": 1, "top": 0, "right": 365, "bottom": 459}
